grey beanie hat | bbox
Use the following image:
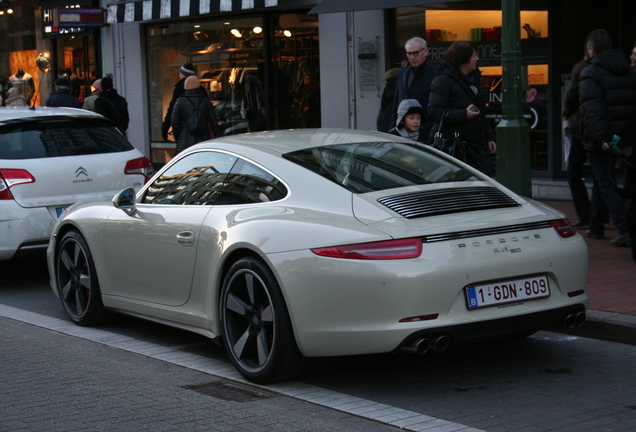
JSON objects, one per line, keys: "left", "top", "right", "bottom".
{"left": 396, "top": 99, "right": 426, "bottom": 127}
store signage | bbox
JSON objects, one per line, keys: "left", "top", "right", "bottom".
{"left": 358, "top": 40, "right": 378, "bottom": 90}
{"left": 53, "top": 8, "right": 105, "bottom": 27}
{"left": 428, "top": 39, "right": 548, "bottom": 67}
{"left": 42, "top": 8, "right": 93, "bottom": 38}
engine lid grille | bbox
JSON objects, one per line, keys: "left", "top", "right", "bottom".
{"left": 378, "top": 186, "right": 520, "bottom": 219}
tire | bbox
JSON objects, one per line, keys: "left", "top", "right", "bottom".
{"left": 55, "top": 230, "right": 109, "bottom": 326}
{"left": 220, "top": 257, "right": 310, "bottom": 384}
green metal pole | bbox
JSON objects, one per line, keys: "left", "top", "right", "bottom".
{"left": 496, "top": 0, "right": 532, "bottom": 197}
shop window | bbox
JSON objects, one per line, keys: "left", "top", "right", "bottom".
{"left": 146, "top": 13, "right": 320, "bottom": 164}
{"left": 52, "top": 38, "right": 97, "bottom": 104}
{"left": 2, "top": 4, "right": 38, "bottom": 106}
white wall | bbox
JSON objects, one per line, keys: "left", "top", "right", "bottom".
{"left": 318, "top": 13, "right": 350, "bottom": 128}
{"left": 102, "top": 23, "right": 151, "bottom": 157}
{"left": 318, "top": 10, "right": 385, "bottom": 131}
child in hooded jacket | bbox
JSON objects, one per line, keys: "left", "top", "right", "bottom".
{"left": 389, "top": 99, "right": 426, "bottom": 142}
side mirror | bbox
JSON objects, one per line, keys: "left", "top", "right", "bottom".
{"left": 113, "top": 188, "right": 137, "bottom": 215}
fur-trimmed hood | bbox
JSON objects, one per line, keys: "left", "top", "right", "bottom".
{"left": 382, "top": 67, "right": 401, "bottom": 83}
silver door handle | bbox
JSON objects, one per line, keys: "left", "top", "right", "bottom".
{"left": 176, "top": 231, "right": 195, "bottom": 247}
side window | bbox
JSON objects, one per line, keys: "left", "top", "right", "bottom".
{"left": 216, "top": 158, "right": 287, "bottom": 204}
{"left": 141, "top": 151, "right": 238, "bottom": 205}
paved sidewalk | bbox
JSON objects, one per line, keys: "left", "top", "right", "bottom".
{"left": 542, "top": 200, "right": 636, "bottom": 345}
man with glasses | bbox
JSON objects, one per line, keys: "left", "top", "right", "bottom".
{"left": 389, "top": 37, "right": 438, "bottom": 141}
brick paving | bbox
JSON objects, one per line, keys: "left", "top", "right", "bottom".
{"left": 0, "top": 317, "right": 401, "bottom": 432}
{"left": 544, "top": 201, "right": 636, "bottom": 317}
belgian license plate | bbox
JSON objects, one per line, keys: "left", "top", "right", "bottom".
{"left": 466, "top": 275, "right": 550, "bottom": 309}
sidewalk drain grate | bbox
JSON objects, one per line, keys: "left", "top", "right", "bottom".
{"left": 182, "top": 380, "right": 280, "bottom": 402}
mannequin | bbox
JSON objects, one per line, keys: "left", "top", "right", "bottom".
{"left": 10, "top": 68, "right": 35, "bottom": 104}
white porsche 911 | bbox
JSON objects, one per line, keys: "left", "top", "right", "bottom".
{"left": 47, "top": 129, "right": 589, "bottom": 384}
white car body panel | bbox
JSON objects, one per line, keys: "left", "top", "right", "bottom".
{"left": 4, "top": 151, "right": 146, "bottom": 208}
{"left": 101, "top": 205, "right": 212, "bottom": 306}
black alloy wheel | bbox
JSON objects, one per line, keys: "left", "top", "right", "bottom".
{"left": 56, "top": 230, "right": 109, "bottom": 326}
{"left": 220, "top": 257, "right": 310, "bottom": 384}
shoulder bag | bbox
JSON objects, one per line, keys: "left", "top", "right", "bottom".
{"left": 431, "top": 110, "right": 465, "bottom": 160}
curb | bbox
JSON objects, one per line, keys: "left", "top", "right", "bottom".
{"left": 553, "top": 310, "right": 636, "bottom": 346}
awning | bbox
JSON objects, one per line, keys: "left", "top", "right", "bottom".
{"left": 106, "top": 0, "right": 279, "bottom": 24}
{"left": 310, "top": 0, "right": 462, "bottom": 14}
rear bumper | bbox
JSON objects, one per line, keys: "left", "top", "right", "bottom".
{"left": 396, "top": 303, "right": 587, "bottom": 351}
{"left": 0, "top": 204, "right": 54, "bottom": 260}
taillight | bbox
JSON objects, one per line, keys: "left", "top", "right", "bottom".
{"left": 125, "top": 157, "right": 154, "bottom": 183}
{"left": 0, "top": 169, "right": 35, "bottom": 200}
{"left": 550, "top": 219, "right": 576, "bottom": 238}
{"left": 311, "top": 238, "right": 422, "bottom": 260}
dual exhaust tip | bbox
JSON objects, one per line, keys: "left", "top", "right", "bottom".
{"left": 564, "top": 311, "right": 586, "bottom": 329}
{"left": 401, "top": 334, "right": 449, "bottom": 355}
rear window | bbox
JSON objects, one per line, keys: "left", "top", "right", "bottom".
{"left": 284, "top": 142, "right": 477, "bottom": 193}
{"left": 0, "top": 117, "right": 134, "bottom": 160}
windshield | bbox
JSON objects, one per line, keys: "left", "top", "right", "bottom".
{"left": 284, "top": 142, "right": 477, "bottom": 193}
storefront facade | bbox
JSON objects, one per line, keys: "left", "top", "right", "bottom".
{"left": 313, "top": 0, "right": 636, "bottom": 180}
{"left": 104, "top": 0, "right": 319, "bottom": 163}
{"left": 3, "top": 0, "right": 635, "bottom": 181}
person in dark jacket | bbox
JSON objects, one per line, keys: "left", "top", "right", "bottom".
{"left": 626, "top": 41, "right": 636, "bottom": 194}
{"left": 171, "top": 75, "right": 221, "bottom": 155}
{"left": 45, "top": 77, "right": 82, "bottom": 108}
{"left": 428, "top": 40, "right": 496, "bottom": 176}
{"left": 162, "top": 63, "right": 196, "bottom": 141}
{"left": 579, "top": 29, "right": 636, "bottom": 247}
{"left": 563, "top": 49, "right": 595, "bottom": 228}
{"left": 389, "top": 37, "right": 438, "bottom": 139}
{"left": 377, "top": 67, "right": 401, "bottom": 133}
{"left": 94, "top": 77, "right": 129, "bottom": 135}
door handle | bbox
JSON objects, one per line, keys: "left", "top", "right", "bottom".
{"left": 176, "top": 231, "right": 195, "bottom": 247}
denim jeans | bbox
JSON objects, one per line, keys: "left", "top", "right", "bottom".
{"left": 587, "top": 150, "right": 628, "bottom": 235}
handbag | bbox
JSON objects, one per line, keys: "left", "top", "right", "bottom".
{"left": 431, "top": 110, "right": 465, "bottom": 160}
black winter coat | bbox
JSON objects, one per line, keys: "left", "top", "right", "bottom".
{"left": 94, "top": 90, "right": 129, "bottom": 134}
{"left": 390, "top": 60, "right": 438, "bottom": 136}
{"left": 171, "top": 88, "right": 221, "bottom": 154}
{"left": 377, "top": 68, "right": 400, "bottom": 133}
{"left": 428, "top": 59, "right": 496, "bottom": 175}
{"left": 161, "top": 77, "right": 186, "bottom": 140}
{"left": 563, "top": 58, "right": 588, "bottom": 139}
{"left": 45, "top": 89, "right": 81, "bottom": 108}
{"left": 580, "top": 49, "right": 636, "bottom": 151}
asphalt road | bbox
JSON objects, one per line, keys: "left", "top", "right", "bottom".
{"left": 2, "top": 255, "right": 635, "bottom": 432}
